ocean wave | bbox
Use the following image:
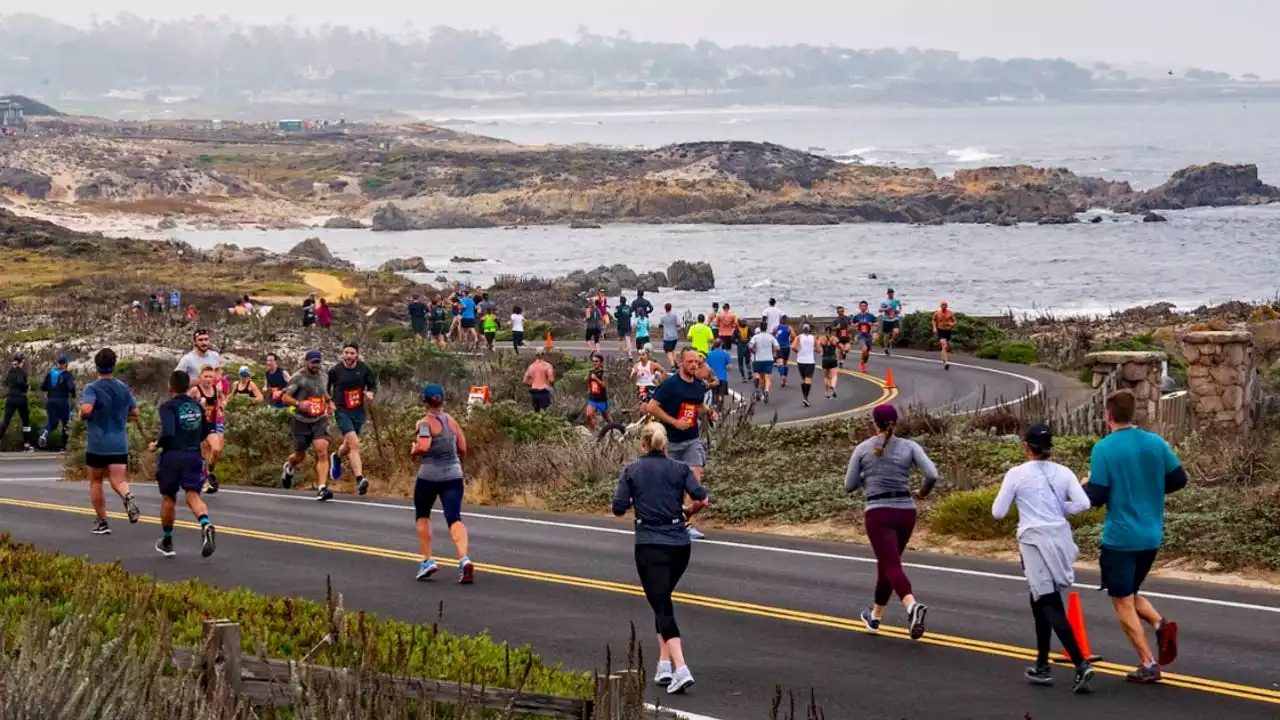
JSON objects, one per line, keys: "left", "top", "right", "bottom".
{"left": 750, "top": 278, "right": 790, "bottom": 289}
{"left": 947, "top": 147, "right": 1002, "bottom": 163}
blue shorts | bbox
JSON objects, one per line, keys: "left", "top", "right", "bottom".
{"left": 335, "top": 412, "right": 365, "bottom": 436}
{"left": 1099, "top": 546, "right": 1159, "bottom": 598}
{"left": 587, "top": 399, "right": 609, "bottom": 415}
{"left": 206, "top": 421, "right": 224, "bottom": 435}
{"left": 157, "top": 450, "right": 204, "bottom": 498}
{"left": 753, "top": 360, "right": 775, "bottom": 375}
{"left": 858, "top": 334, "right": 873, "bottom": 350}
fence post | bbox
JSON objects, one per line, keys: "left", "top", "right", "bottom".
{"left": 202, "top": 619, "right": 244, "bottom": 695}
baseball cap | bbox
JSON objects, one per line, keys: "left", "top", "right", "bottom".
{"left": 801, "top": 323, "right": 811, "bottom": 332}
{"left": 887, "top": 288, "right": 895, "bottom": 294}
{"left": 12, "top": 352, "right": 26, "bottom": 362}
{"left": 56, "top": 354, "right": 69, "bottom": 365}
{"left": 421, "top": 383, "right": 445, "bottom": 402}
{"left": 305, "top": 349, "right": 323, "bottom": 363}
{"left": 1024, "top": 423, "right": 1053, "bottom": 450}
{"left": 238, "top": 365, "right": 250, "bottom": 376}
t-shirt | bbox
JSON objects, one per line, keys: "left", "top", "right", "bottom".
{"left": 511, "top": 313, "right": 525, "bottom": 332}
{"left": 302, "top": 302, "right": 317, "bottom": 325}
{"left": 587, "top": 369, "right": 608, "bottom": 402}
{"left": 835, "top": 315, "right": 852, "bottom": 338}
{"left": 1089, "top": 427, "right": 1182, "bottom": 551}
{"left": 169, "top": 291, "right": 181, "bottom": 307}
{"left": 327, "top": 362, "right": 377, "bottom": 416}
{"left": 158, "top": 394, "right": 208, "bottom": 452}
{"left": 176, "top": 350, "right": 221, "bottom": 383}
{"left": 651, "top": 374, "right": 708, "bottom": 444}
{"left": 615, "top": 303, "right": 633, "bottom": 333}
{"left": 82, "top": 378, "right": 136, "bottom": 455}
{"left": 716, "top": 312, "right": 738, "bottom": 336}
{"left": 992, "top": 460, "right": 1091, "bottom": 539}
{"left": 478, "top": 299, "right": 497, "bottom": 315}
{"left": 635, "top": 315, "right": 651, "bottom": 339}
{"left": 687, "top": 323, "right": 715, "bottom": 354}
{"left": 459, "top": 296, "right": 477, "bottom": 320}
{"left": 264, "top": 368, "right": 289, "bottom": 407}
{"left": 285, "top": 370, "right": 330, "bottom": 424}
{"left": 749, "top": 331, "right": 779, "bottom": 360}
{"left": 586, "top": 305, "right": 603, "bottom": 330}
{"left": 430, "top": 305, "right": 447, "bottom": 324}
{"left": 408, "top": 302, "right": 428, "bottom": 325}
{"left": 853, "top": 312, "right": 878, "bottom": 336}
{"left": 660, "top": 313, "right": 680, "bottom": 341}
{"left": 705, "top": 348, "right": 732, "bottom": 382}
{"left": 879, "top": 299, "right": 902, "bottom": 321}
{"left": 762, "top": 306, "right": 783, "bottom": 332}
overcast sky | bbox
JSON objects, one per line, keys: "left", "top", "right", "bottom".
{"left": 28, "top": 1, "right": 1280, "bottom": 76}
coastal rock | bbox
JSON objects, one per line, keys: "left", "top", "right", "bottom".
{"left": 380, "top": 256, "right": 429, "bottom": 273}
{"left": 323, "top": 216, "right": 365, "bottom": 229}
{"left": 1090, "top": 215, "right": 1104, "bottom": 223}
{"left": 450, "top": 256, "right": 486, "bottom": 263}
{"left": 1117, "top": 163, "right": 1280, "bottom": 212}
{"left": 207, "top": 243, "right": 283, "bottom": 266}
{"left": 286, "top": 237, "right": 353, "bottom": 269}
{"left": 371, "top": 203, "right": 412, "bottom": 232}
{"left": 0, "top": 168, "right": 53, "bottom": 200}
{"left": 569, "top": 219, "right": 603, "bottom": 229}
{"left": 157, "top": 216, "right": 178, "bottom": 230}
{"left": 562, "top": 264, "right": 643, "bottom": 294}
{"left": 636, "top": 271, "right": 668, "bottom": 292}
{"left": 667, "top": 260, "right": 715, "bottom": 291}
{"left": 1142, "top": 212, "right": 1168, "bottom": 223}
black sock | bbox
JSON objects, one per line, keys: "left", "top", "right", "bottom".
{"left": 801, "top": 384, "right": 810, "bottom": 399}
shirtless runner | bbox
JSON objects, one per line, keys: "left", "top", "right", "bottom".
{"left": 932, "top": 301, "right": 958, "bottom": 370}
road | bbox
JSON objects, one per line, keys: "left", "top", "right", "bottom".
{"left": 1, "top": 456, "right": 1277, "bottom": 719}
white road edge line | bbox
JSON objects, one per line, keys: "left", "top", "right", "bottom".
{"left": 0, "top": 477, "right": 63, "bottom": 483}
{"left": 214, "top": 488, "right": 1280, "bottom": 614}
{"left": 646, "top": 704, "right": 725, "bottom": 720}
{"left": 887, "top": 353, "right": 1044, "bottom": 415}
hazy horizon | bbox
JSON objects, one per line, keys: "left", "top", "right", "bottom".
{"left": 16, "top": 1, "right": 1280, "bottom": 77}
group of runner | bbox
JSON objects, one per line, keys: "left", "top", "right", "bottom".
{"left": 408, "top": 288, "right": 524, "bottom": 354}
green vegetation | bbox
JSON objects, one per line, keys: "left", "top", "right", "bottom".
{"left": 0, "top": 94, "right": 62, "bottom": 116}
{"left": 899, "top": 311, "right": 1006, "bottom": 353}
{"left": 929, "top": 485, "right": 1106, "bottom": 541}
{"left": 977, "top": 340, "right": 1039, "bottom": 365}
{"left": 361, "top": 176, "right": 389, "bottom": 193}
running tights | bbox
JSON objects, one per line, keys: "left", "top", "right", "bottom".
{"left": 801, "top": 383, "right": 810, "bottom": 400}
{"left": 1031, "top": 592, "right": 1085, "bottom": 666}
{"left": 737, "top": 347, "right": 750, "bottom": 378}
{"left": 0, "top": 399, "right": 31, "bottom": 447}
{"left": 865, "top": 507, "right": 916, "bottom": 606}
{"left": 635, "top": 543, "right": 692, "bottom": 641}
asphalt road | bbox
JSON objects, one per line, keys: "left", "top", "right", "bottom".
{"left": 1, "top": 456, "right": 1277, "bottom": 719}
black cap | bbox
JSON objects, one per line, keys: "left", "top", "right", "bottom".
{"left": 1024, "top": 423, "right": 1053, "bottom": 449}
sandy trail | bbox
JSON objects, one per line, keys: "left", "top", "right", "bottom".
{"left": 302, "top": 271, "right": 356, "bottom": 300}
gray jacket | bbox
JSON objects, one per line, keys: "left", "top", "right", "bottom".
{"left": 845, "top": 435, "right": 940, "bottom": 510}
{"left": 1019, "top": 524, "right": 1078, "bottom": 600}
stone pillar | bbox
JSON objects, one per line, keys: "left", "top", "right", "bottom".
{"left": 1181, "top": 330, "right": 1256, "bottom": 432}
{"left": 1085, "top": 351, "right": 1166, "bottom": 429}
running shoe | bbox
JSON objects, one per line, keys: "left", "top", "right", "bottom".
{"left": 201, "top": 524, "right": 217, "bottom": 558}
{"left": 944, "top": 363, "right": 951, "bottom": 371}
{"left": 281, "top": 461, "right": 295, "bottom": 489}
{"left": 667, "top": 666, "right": 694, "bottom": 695}
{"left": 91, "top": 519, "right": 111, "bottom": 535}
{"left": 415, "top": 559, "right": 439, "bottom": 581}
{"left": 859, "top": 363, "right": 867, "bottom": 373}
{"left": 328, "top": 452, "right": 342, "bottom": 482}
{"left": 1024, "top": 665, "right": 1053, "bottom": 686}
{"left": 802, "top": 399, "right": 810, "bottom": 408}
{"left": 206, "top": 473, "right": 219, "bottom": 494}
{"left": 831, "top": 390, "right": 837, "bottom": 399}
{"left": 155, "top": 536, "right": 176, "bottom": 558}
{"left": 686, "top": 526, "right": 705, "bottom": 540}
{"left": 1071, "top": 663, "right": 1096, "bottom": 694}
{"left": 907, "top": 603, "right": 929, "bottom": 640}
{"left": 37, "top": 431, "right": 48, "bottom": 449}
{"left": 123, "top": 494, "right": 140, "bottom": 524}
{"left": 458, "top": 557, "right": 475, "bottom": 585}
{"left": 315, "top": 486, "right": 334, "bottom": 502}
{"left": 1125, "top": 663, "right": 1162, "bottom": 684}
{"left": 356, "top": 476, "right": 370, "bottom": 496}
{"left": 1156, "top": 619, "right": 1179, "bottom": 666}
{"left": 838, "top": 359, "right": 844, "bottom": 368}
{"left": 653, "top": 660, "right": 674, "bottom": 686}
{"left": 859, "top": 608, "right": 881, "bottom": 634}
{"left": 762, "top": 390, "right": 770, "bottom": 404}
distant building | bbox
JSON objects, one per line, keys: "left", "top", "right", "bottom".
{"left": 0, "top": 99, "right": 24, "bottom": 129}
{"left": 278, "top": 119, "right": 303, "bottom": 132}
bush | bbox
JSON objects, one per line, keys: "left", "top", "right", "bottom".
{"left": 0, "top": 393, "right": 48, "bottom": 451}
{"left": 467, "top": 400, "right": 575, "bottom": 444}
{"left": 495, "top": 320, "right": 553, "bottom": 342}
{"left": 977, "top": 340, "right": 1039, "bottom": 364}
{"left": 374, "top": 324, "right": 419, "bottom": 343}
{"left": 929, "top": 485, "right": 1104, "bottom": 540}
{"left": 899, "top": 311, "right": 1005, "bottom": 352}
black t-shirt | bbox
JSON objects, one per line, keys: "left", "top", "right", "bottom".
{"left": 630, "top": 298, "right": 653, "bottom": 317}
{"left": 408, "top": 302, "right": 428, "bottom": 324}
{"left": 587, "top": 369, "right": 608, "bottom": 402}
{"left": 430, "top": 305, "right": 447, "bottom": 323}
{"left": 327, "top": 361, "right": 377, "bottom": 414}
{"left": 264, "top": 367, "right": 288, "bottom": 407}
{"left": 302, "top": 302, "right": 317, "bottom": 325}
{"left": 650, "top": 374, "right": 707, "bottom": 444}
{"left": 4, "top": 367, "right": 28, "bottom": 400}
{"left": 615, "top": 304, "right": 633, "bottom": 332}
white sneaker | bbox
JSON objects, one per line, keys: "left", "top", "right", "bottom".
{"left": 653, "top": 660, "right": 674, "bottom": 686}
{"left": 667, "top": 666, "right": 694, "bottom": 694}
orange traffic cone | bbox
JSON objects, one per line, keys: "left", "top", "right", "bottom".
{"left": 545, "top": 331, "right": 554, "bottom": 350}
{"left": 1062, "top": 591, "right": 1103, "bottom": 664}
{"left": 884, "top": 367, "right": 896, "bottom": 389}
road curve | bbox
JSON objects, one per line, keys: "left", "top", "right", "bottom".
{"left": 1, "top": 458, "right": 1277, "bottom": 720}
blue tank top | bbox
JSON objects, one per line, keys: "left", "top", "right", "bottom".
{"left": 775, "top": 325, "right": 792, "bottom": 346}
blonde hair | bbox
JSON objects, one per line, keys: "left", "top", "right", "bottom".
{"left": 640, "top": 422, "right": 669, "bottom": 454}
{"left": 199, "top": 364, "right": 217, "bottom": 375}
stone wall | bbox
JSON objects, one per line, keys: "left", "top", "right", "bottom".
{"left": 1181, "top": 330, "right": 1256, "bottom": 432}
{"left": 1085, "top": 351, "right": 1166, "bottom": 429}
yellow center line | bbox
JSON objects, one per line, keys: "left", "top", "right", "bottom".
{"left": 773, "top": 368, "right": 897, "bottom": 428}
{"left": 1, "top": 496, "right": 1275, "bottom": 705}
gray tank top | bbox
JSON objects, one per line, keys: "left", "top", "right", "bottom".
{"left": 416, "top": 411, "right": 464, "bottom": 482}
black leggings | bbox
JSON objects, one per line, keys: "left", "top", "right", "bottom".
{"left": 0, "top": 398, "right": 31, "bottom": 446}
{"left": 1031, "top": 591, "right": 1085, "bottom": 666}
{"left": 635, "top": 544, "right": 691, "bottom": 641}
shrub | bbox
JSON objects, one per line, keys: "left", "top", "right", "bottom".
{"left": 466, "top": 400, "right": 575, "bottom": 444}
{"left": 977, "top": 340, "right": 1039, "bottom": 364}
{"left": 929, "top": 485, "right": 1104, "bottom": 540}
{"left": 374, "top": 324, "right": 418, "bottom": 343}
{"left": 899, "top": 311, "right": 1005, "bottom": 352}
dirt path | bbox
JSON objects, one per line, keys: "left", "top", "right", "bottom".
{"left": 302, "top": 271, "right": 356, "bottom": 300}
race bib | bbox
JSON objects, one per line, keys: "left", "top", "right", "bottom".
{"left": 270, "top": 388, "right": 283, "bottom": 402}
{"left": 589, "top": 378, "right": 603, "bottom": 395}
{"left": 343, "top": 388, "right": 363, "bottom": 410}
{"left": 306, "top": 396, "right": 326, "bottom": 417}
{"left": 202, "top": 402, "right": 215, "bottom": 423}
{"left": 859, "top": 323, "right": 871, "bottom": 334}
{"left": 677, "top": 402, "right": 698, "bottom": 425}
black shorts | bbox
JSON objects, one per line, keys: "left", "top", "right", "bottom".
{"left": 1099, "top": 546, "right": 1159, "bottom": 598}
{"left": 798, "top": 363, "right": 816, "bottom": 379}
{"left": 776, "top": 348, "right": 791, "bottom": 363}
{"left": 430, "top": 322, "right": 445, "bottom": 337}
{"left": 821, "top": 358, "right": 838, "bottom": 371}
{"left": 663, "top": 339, "right": 677, "bottom": 353}
{"left": 291, "top": 417, "right": 330, "bottom": 453}
{"left": 617, "top": 326, "right": 632, "bottom": 339}
{"left": 512, "top": 331, "right": 525, "bottom": 347}
{"left": 882, "top": 320, "right": 900, "bottom": 332}
{"left": 837, "top": 334, "right": 851, "bottom": 348}
{"left": 415, "top": 478, "right": 464, "bottom": 525}
{"left": 412, "top": 321, "right": 427, "bottom": 336}
{"left": 157, "top": 450, "right": 204, "bottom": 498}
{"left": 937, "top": 329, "right": 953, "bottom": 342}
{"left": 636, "top": 335, "right": 650, "bottom": 350}
{"left": 461, "top": 318, "right": 476, "bottom": 329}
{"left": 719, "top": 336, "right": 735, "bottom": 351}
{"left": 530, "top": 388, "right": 553, "bottom": 411}
{"left": 85, "top": 452, "right": 129, "bottom": 469}
{"left": 585, "top": 328, "right": 602, "bottom": 343}
{"left": 712, "top": 383, "right": 728, "bottom": 403}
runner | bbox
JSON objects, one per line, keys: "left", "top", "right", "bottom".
{"left": 328, "top": 342, "right": 378, "bottom": 498}
{"left": 734, "top": 319, "right": 751, "bottom": 381}
{"left": 457, "top": 289, "right": 479, "bottom": 347}
{"left": 585, "top": 353, "right": 610, "bottom": 433}
{"left": 793, "top": 324, "right": 817, "bottom": 407}
{"left": 833, "top": 306, "right": 853, "bottom": 367}
{"left": 704, "top": 343, "right": 732, "bottom": 410}
{"left": 749, "top": 323, "right": 779, "bottom": 403}
{"left": 632, "top": 348, "right": 666, "bottom": 404}
{"left": 1, "top": 353, "right": 34, "bottom": 452}
{"left": 707, "top": 302, "right": 721, "bottom": 331}
{"left": 169, "top": 287, "right": 181, "bottom": 312}
{"left": 510, "top": 305, "right": 526, "bottom": 353}
{"left": 773, "top": 317, "right": 792, "bottom": 388}
{"left": 853, "top": 301, "right": 878, "bottom": 373}
{"left": 302, "top": 292, "right": 318, "bottom": 329}
{"left": 645, "top": 348, "right": 719, "bottom": 541}
{"left": 430, "top": 296, "right": 449, "bottom": 348}
{"left": 593, "top": 288, "right": 611, "bottom": 327}
{"left": 280, "top": 350, "right": 332, "bottom": 494}
{"left": 716, "top": 303, "right": 738, "bottom": 350}
{"left": 634, "top": 309, "right": 652, "bottom": 355}
{"left": 481, "top": 306, "right": 500, "bottom": 351}
{"left": 762, "top": 298, "right": 783, "bottom": 334}
{"left": 932, "top": 301, "right": 957, "bottom": 370}
{"left": 412, "top": 383, "right": 475, "bottom": 584}
{"left": 612, "top": 422, "right": 708, "bottom": 694}
{"left": 231, "top": 366, "right": 265, "bottom": 403}
{"left": 818, "top": 325, "right": 841, "bottom": 399}
{"left": 149, "top": 371, "right": 216, "bottom": 559}
{"left": 39, "top": 354, "right": 75, "bottom": 451}
{"left": 1084, "top": 389, "right": 1185, "bottom": 683}
{"left": 878, "top": 288, "right": 903, "bottom": 356}
{"left": 992, "top": 424, "right": 1096, "bottom": 693}
{"left": 659, "top": 304, "right": 681, "bottom": 368}
{"left": 477, "top": 292, "right": 498, "bottom": 320}
{"left": 316, "top": 298, "right": 332, "bottom": 329}
{"left": 408, "top": 294, "right": 429, "bottom": 340}
{"left": 175, "top": 329, "right": 221, "bottom": 383}
{"left": 80, "top": 348, "right": 141, "bottom": 535}
{"left": 630, "top": 289, "right": 654, "bottom": 319}
{"left": 687, "top": 314, "right": 715, "bottom": 356}
{"left": 263, "top": 352, "right": 291, "bottom": 409}
{"left": 584, "top": 299, "right": 605, "bottom": 354}
{"left": 447, "top": 292, "right": 463, "bottom": 342}
{"left": 189, "top": 366, "right": 225, "bottom": 494}
{"left": 615, "top": 296, "right": 634, "bottom": 360}
{"left": 523, "top": 348, "right": 556, "bottom": 412}
{"left": 845, "top": 404, "right": 938, "bottom": 640}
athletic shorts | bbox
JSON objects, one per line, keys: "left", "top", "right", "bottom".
{"left": 636, "top": 385, "right": 655, "bottom": 403}
{"left": 617, "top": 326, "right": 632, "bottom": 339}
{"left": 719, "top": 336, "right": 735, "bottom": 351}
{"left": 798, "top": 363, "right": 816, "bottom": 379}
{"left": 157, "top": 450, "right": 204, "bottom": 498}
{"left": 585, "top": 328, "right": 602, "bottom": 343}
{"left": 837, "top": 334, "right": 851, "bottom": 348}
{"left": 776, "top": 348, "right": 791, "bottom": 363}
{"left": 530, "top": 389, "right": 553, "bottom": 411}
{"left": 937, "top": 329, "right": 953, "bottom": 342}
{"left": 858, "top": 334, "right": 873, "bottom": 350}
{"left": 204, "top": 421, "right": 224, "bottom": 436}
{"left": 430, "top": 322, "right": 445, "bottom": 337}
{"left": 291, "top": 417, "right": 330, "bottom": 453}
{"left": 881, "top": 320, "right": 900, "bottom": 332}
{"left": 414, "top": 478, "right": 464, "bottom": 525}
{"left": 667, "top": 438, "right": 707, "bottom": 468}
{"left": 753, "top": 360, "right": 774, "bottom": 375}
{"left": 587, "top": 399, "right": 609, "bottom": 415}
{"left": 512, "top": 331, "right": 525, "bottom": 347}
{"left": 85, "top": 452, "right": 129, "bottom": 469}
{"left": 636, "top": 336, "right": 650, "bottom": 350}
{"left": 335, "top": 412, "right": 364, "bottom": 436}
{"left": 412, "top": 321, "right": 427, "bottom": 335}
{"left": 821, "top": 357, "right": 838, "bottom": 370}
{"left": 461, "top": 318, "right": 476, "bottom": 329}
{"left": 1099, "top": 546, "right": 1159, "bottom": 598}
{"left": 712, "top": 383, "right": 728, "bottom": 403}
{"left": 663, "top": 339, "right": 678, "bottom": 353}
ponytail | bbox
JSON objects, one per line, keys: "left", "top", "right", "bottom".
{"left": 873, "top": 421, "right": 896, "bottom": 457}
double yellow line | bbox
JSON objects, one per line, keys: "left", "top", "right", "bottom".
{"left": 773, "top": 367, "right": 897, "bottom": 428}
{"left": 1, "top": 496, "right": 1276, "bottom": 706}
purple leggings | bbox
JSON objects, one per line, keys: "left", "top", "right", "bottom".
{"left": 865, "top": 507, "right": 917, "bottom": 606}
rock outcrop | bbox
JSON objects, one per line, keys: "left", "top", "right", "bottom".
{"left": 286, "top": 237, "right": 353, "bottom": 269}
{"left": 0, "top": 168, "right": 53, "bottom": 200}
{"left": 636, "top": 271, "right": 668, "bottom": 292}
{"left": 371, "top": 204, "right": 412, "bottom": 232}
{"left": 667, "top": 261, "right": 715, "bottom": 291}
{"left": 380, "top": 256, "right": 429, "bottom": 273}
{"left": 1115, "top": 163, "right": 1280, "bottom": 212}
{"left": 323, "top": 216, "right": 365, "bottom": 229}
{"left": 1142, "top": 212, "right": 1168, "bottom": 223}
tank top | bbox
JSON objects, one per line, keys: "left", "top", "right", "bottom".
{"left": 234, "top": 381, "right": 254, "bottom": 397}
{"left": 775, "top": 325, "right": 792, "bottom": 347}
{"left": 417, "top": 411, "right": 464, "bottom": 483}
{"left": 796, "top": 334, "right": 817, "bottom": 364}
{"left": 821, "top": 340, "right": 838, "bottom": 360}
{"left": 634, "top": 362, "right": 658, "bottom": 387}
{"left": 198, "top": 387, "right": 222, "bottom": 424}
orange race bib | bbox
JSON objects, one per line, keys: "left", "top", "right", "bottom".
{"left": 677, "top": 402, "right": 698, "bottom": 425}
{"left": 306, "top": 396, "right": 326, "bottom": 417}
{"left": 203, "top": 403, "right": 215, "bottom": 423}
{"left": 859, "top": 323, "right": 871, "bottom": 334}
{"left": 589, "top": 378, "right": 603, "bottom": 395}
{"left": 343, "top": 387, "right": 363, "bottom": 410}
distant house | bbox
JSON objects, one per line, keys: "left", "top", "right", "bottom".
{"left": 0, "top": 99, "right": 25, "bottom": 129}
{"left": 278, "top": 119, "right": 303, "bottom": 132}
